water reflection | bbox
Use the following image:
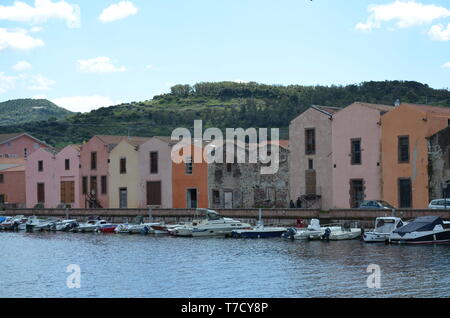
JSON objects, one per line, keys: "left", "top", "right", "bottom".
{"left": 0, "top": 232, "right": 448, "bottom": 298}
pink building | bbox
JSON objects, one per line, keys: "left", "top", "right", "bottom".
{"left": 79, "top": 135, "right": 130, "bottom": 208}
{"left": 26, "top": 148, "right": 58, "bottom": 208}
{"left": 0, "top": 158, "right": 26, "bottom": 207}
{"left": 0, "top": 133, "right": 49, "bottom": 159}
{"left": 332, "top": 102, "right": 393, "bottom": 208}
{"left": 138, "top": 136, "right": 173, "bottom": 208}
{"left": 55, "top": 145, "right": 81, "bottom": 208}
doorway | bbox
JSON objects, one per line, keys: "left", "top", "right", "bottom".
{"left": 350, "top": 179, "right": 364, "bottom": 208}
{"left": 119, "top": 188, "right": 128, "bottom": 208}
{"left": 224, "top": 191, "right": 233, "bottom": 209}
{"left": 186, "top": 188, "right": 197, "bottom": 208}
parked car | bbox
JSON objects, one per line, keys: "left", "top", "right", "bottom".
{"left": 428, "top": 199, "right": 450, "bottom": 209}
{"left": 358, "top": 200, "right": 395, "bottom": 210}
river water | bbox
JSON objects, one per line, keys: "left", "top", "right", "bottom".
{"left": 0, "top": 232, "right": 449, "bottom": 298}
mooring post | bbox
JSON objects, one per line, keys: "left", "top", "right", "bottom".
{"left": 148, "top": 206, "right": 153, "bottom": 222}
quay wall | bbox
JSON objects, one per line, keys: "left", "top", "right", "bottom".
{"left": 2, "top": 208, "right": 450, "bottom": 227}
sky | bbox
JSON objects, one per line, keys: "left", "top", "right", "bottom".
{"left": 0, "top": 0, "right": 449, "bottom": 113}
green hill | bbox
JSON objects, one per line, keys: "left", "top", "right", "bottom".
{"left": 0, "top": 98, "right": 72, "bottom": 126}
{"left": 0, "top": 81, "right": 449, "bottom": 147}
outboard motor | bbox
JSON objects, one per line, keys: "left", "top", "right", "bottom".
{"left": 141, "top": 226, "right": 150, "bottom": 235}
{"left": 321, "top": 228, "right": 331, "bottom": 241}
{"left": 282, "top": 228, "right": 297, "bottom": 240}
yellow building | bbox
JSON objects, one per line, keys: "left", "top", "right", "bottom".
{"left": 108, "top": 138, "right": 149, "bottom": 208}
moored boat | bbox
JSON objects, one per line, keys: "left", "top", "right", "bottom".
{"left": 388, "top": 216, "right": 450, "bottom": 245}
{"left": 231, "top": 209, "right": 287, "bottom": 238}
{"left": 170, "top": 209, "right": 251, "bottom": 237}
{"left": 363, "top": 216, "right": 406, "bottom": 243}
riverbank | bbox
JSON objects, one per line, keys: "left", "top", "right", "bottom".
{"left": 1, "top": 208, "right": 449, "bottom": 227}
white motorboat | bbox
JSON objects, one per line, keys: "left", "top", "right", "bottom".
{"left": 170, "top": 209, "right": 252, "bottom": 237}
{"left": 325, "top": 228, "right": 362, "bottom": 240}
{"left": 388, "top": 216, "right": 450, "bottom": 245}
{"left": 51, "top": 219, "right": 79, "bottom": 231}
{"left": 26, "top": 217, "right": 58, "bottom": 232}
{"left": 363, "top": 216, "right": 406, "bottom": 243}
{"left": 72, "top": 219, "right": 109, "bottom": 233}
{"left": 282, "top": 219, "right": 342, "bottom": 240}
{"left": 115, "top": 222, "right": 160, "bottom": 234}
{"left": 231, "top": 209, "right": 287, "bottom": 238}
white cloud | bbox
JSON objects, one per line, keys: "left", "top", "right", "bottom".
{"left": 99, "top": 1, "right": 138, "bottom": 23}
{"left": 12, "top": 61, "right": 32, "bottom": 71}
{"left": 443, "top": 62, "right": 450, "bottom": 68}
{"left": 51, "top": 95, "right": 122, "bottom": 112}
{"left": 28, "top": 74, "right": 55, "bottom": 90}
{"left": 233, "top": 79, "right": 249, "bottom": 83}
{"left": 356, "top": 1, "right": 450, "bottom": 32}
{"left": 77, "top": 56, "right": 127, "bottom": 73}
{"left": 145, "top": 64, "right": 156, "bottom": 70}
{"left": 0, "top": 28, "right": 44, "bottom": 51}
{"left": 0, "top": 73, "right": 18, "bottom": 94}
{"left": 30, "top": 26, "right": 43, "bottom": 33}
{"left": 429, "top": 23, "right": 450, "bottom": 41}
{"left": 0, "top": 0, "right": 80, "bottom": 28}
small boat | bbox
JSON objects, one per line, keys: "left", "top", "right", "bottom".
{"left": 282, "top": 219, "right": 341, "bottom": 240}
{"left": 98, "top": 223, "right": 117, "bottom": 233}
{"left": 170, "top": 209, "right": 252, "bottom": 237}
{"left": 231, "top": 209, "right": 287, "bottom": 238}
{"left": 323, "top": 227, "right": 362, "bottom": 241}
{"left": 363, "top": 216, "right": 406, "bottom": 243}
{"left": 26, "top": 217, "right": 58, "bottom": 232}
{"left": 0, "top": 215, "right": 26, "bottom": 231}
{"left": 51, "top": 219, "right": 79, "bottom": 231}
{"left": 151, "top": 223, "right": 184, "bottom": 235}
{"left": 115, "top": 216, "right": 160, "bottom": 234}
{"left": 72, "top": 219, "right": 109, "bottom": 233}
{"left": 388, "top": 216, "right": 450, "bottom": 245}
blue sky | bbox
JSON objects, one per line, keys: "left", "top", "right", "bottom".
{"left": 0, "top": 0, "right": 449, "bottom": 112}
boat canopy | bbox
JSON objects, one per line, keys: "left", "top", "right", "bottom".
{"left": 393, "top": 216, "right": 443, "bottom": 234}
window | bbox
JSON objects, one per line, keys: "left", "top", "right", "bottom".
{"left": 212, "top": 190, "right": 220, "bottom": 204}
{"left": 226, "top": 163, "right": 232, "bottom": 172}
{"left": 308, "top": 159, "right": 314, "bottom": 170}
{"left": 101, "top": 176, "right": 107, "bottom": 194}
{"left": 38, "top": 160, "right": 43, "bottom": 172}
{"left": 24, "top": 148, "right": 28, "bottom": 158}
{"left": 398, "top": 178, "right": 412, "bottom": 208}
{"left": 150, "top": 151, "right": 158, "bottom": 174}
{"left": 351, "top": 139, "right": 362, "bottom": 165}
{"left": 91, "top": 152, "right": 97, "bottom": 170}
{"left": 0, "top": 174, "right": 4, "bottom": 183}
{"left": 120, "top": 158, "right": 127, "bottom": 174}
{"left": 90, "top": 176, "right": 97, "bottom": 196}
{"left": 146, "top": 181, "right": 162, "bottom": 205}
{"left": 305, "top": 128, "right": 315, "bottom": 155}
{"left": 65, "top": 159, "right": 70, "bottom": 170}
{"left": 398, "top": 136, "right": 409, "bottom": 163}
{"left": 82, "top": 177, "right": 88, "bottom": 195}
{"left": 185, "top": 156, "right": 193, "bottom": 174}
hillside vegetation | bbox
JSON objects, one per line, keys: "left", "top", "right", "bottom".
{"left": 0, "top": 81, "right": 449, "bottom": 147}
{"left": 0, "top": 99, "right": 72, "bottom": 126}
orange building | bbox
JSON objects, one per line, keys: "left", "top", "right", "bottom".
{"left": 172, "top": 143, "right": 209, "bottom": 208}
{"left": 381, "top": 103, "right": 450, "bottom": 208}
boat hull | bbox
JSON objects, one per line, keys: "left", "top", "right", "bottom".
{"left": 389, "top": 229, "right": 450, "bottom": 245}
{"left": 231, "top": 229, "right": 286, "bottom": 238}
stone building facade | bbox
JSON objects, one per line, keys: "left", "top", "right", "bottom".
{"left": 428, "top": 125, "right": 450, "bottom": 201}
{"left": 207, "top": 142, "right": 290, "bottom": 209}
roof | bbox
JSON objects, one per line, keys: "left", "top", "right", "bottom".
{"left": 401, "top": 103, "right": 450, "bottom": 115}
{"left": 312, "top": 105, "right": 342, "bottom": 116}
{"left": 0, "top": 165, "right": 25, "bottom": 172}
{"left": 43, "top": 147, "right": 60, "bottom": 155}
{"left": 0, "top": 158, "right": 25, "bottom": 172}
{"left": 0, "top": 133, "right": 49, "bottom": 147}
{"left": 348, "top": 102, "right": 394, "bottom": 113}
{"left": 94, "top": 135, "right": 150, "bottom": 150}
